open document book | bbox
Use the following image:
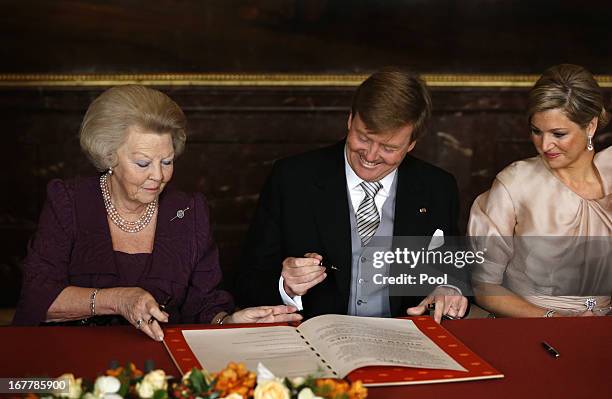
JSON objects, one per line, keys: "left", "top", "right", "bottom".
{"left": 164, "top": 314, "right": 503, "bottom": 386}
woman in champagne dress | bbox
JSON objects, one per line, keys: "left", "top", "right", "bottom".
{"left": 469, "top": 64, "right": 611, "bottom": 317}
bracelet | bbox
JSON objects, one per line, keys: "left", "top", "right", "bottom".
{"left": 90, "top": 288, "right": 99, "bottom": 316}
{"left": 212, "top": 311, "right": 229, "bottom": 325}
{"left": 220, "top": 313, "right": 231, "bottom": 325}
{"left": 544, "top": 309, "right": 556, "bottom": 318}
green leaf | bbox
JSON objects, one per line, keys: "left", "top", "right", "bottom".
{"left": 80, "top": 379, "right": 94, "bottom": 395}
{"left": 153, "top": 388, "right": 169, "bottom": 399}
{"left": 189, "top": 368, "right": 206, "bottom": 394}
{"left": 117, "top": 381, "right": 130, "bottom": 397}
{"left": 123, "top": 362, "right": 132, "bottom": 377}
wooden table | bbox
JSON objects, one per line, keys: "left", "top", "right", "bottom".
{"left": 1, "top": 317, "right": 610, "bottom": 398}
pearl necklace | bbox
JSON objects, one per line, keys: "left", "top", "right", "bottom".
{"left": 100, "top": 173, "right": 157, "bottom": 233}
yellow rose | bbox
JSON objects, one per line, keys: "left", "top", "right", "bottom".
{"left": 253, "top": 380, "right": 290, "bottom": 399}
{"left": 136, "top": 380, "right": 155, "bottom": 398}
{"left": 57, "top": 373, "right": 82, "bottom": 399}
{"left": 143, "top": 369, "right": 168, "bottom": 391}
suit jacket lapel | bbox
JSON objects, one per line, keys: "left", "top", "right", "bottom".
{"left": 312, "top": 142, "right": 353, "bottom": 300}
{"left": 393, "top": 156, "right": 433, "bottom": 237}
{"left": 390, "top": 156, "right": 434, "bottom": 315}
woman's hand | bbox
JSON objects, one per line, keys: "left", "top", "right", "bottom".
{"left": 552, "top": 310, "right": 605, "bottom": 317}
{"left": 226, "top": 305, "right": 303, "bottom": 324}
{"left": 112, "top": 287, "right": 169, "bottom": 341}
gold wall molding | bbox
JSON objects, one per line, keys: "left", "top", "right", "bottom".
{"left": 0, "top": 73, "right": 611, "bottom": 88}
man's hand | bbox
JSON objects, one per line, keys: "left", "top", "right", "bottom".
{"left": 281, "top": 253, "right": 327, "bottom": 296}
{"left": 406, "top": 286, "right": 468, "bottom": 323}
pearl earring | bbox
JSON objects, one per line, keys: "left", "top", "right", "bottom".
{"left": 108, "top": 167, "right": 113, "bottom": 175}
{"left": 587, "top": 135, "right": 594, "bottom": 151}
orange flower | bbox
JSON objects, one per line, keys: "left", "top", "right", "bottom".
{"left": 106, "top": 366, "right": 123, "bottom": 377}
{"left": 315, "top": 379, "right": 347, "bottom": 398}
{"left": 214, "top": 362, "right": 256, "bottom": 398}
{"left": 347, "top": 381, "right": 368, "bottom": 399}
{"left": 105, "top": 362, "right": 143, "bottom": 378}
{"left": 314, "top": 379, "right": 367, "bottom": 399}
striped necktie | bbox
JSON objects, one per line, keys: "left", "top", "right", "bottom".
{"left": 356, "top": 181, "right": 383, "bottom": 246}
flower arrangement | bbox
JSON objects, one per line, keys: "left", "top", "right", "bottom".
{"left": 34, "top": 362, "right": 367, "bottom": 399}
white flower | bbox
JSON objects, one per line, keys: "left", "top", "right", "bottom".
{"left": 290, "top": 377, "right": 305, "bottom": 387}
{"left": 222, "top": 394, "right": 244, "bottom": 399}
{"left": 143, "top": 369, "right": 168, "bottom": 391}
{"left": 297, "top": 388, "right": 323, "bottom": 399}
{"left": 256, "top": 362, "right": 277, "bottom": 385}
{"left": 181, "top": 370, "right": 192, "bottom": 383}
{"left": 136, "top": 380, "right": 155, "bottom": 398}
{"left": 297, "top": 388, "right": 314, "bottom": 399}
{"left": 103, "top": 395, "right": 123, "bottom": 399}
{"left": 137, "top": 369, "right": 168, "bottom": 398}
{"left": 253, "top": 380, "right": 290, "bottom": 399}
{"left": 57, "top": 373, "right": 82, "bottom": 399}
{"left": 93, "top": 376, "right": 120, "bottom": 397}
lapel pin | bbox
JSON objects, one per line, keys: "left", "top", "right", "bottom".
{"left": 171, "top": 207, "right": 190, "bottom": 221}
{"left": 419, "top": 207, "right": 427, "bottom": 213}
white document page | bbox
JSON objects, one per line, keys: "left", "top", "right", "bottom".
{"left": 182, "top": 326, "right": 335, "bottom": 378}
{"left": 297, "top": 314, "right": 467, "bottom": 378}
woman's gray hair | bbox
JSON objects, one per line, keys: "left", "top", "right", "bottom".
{"left": 80, "top": 85, "right": 187, "bottom": 171}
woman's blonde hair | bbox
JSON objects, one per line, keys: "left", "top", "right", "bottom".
{"left": 528, "top": 64, "right": 609, "bottom": 130}
{"left": 80, "top": 85, "right": 187, "bottom": 171}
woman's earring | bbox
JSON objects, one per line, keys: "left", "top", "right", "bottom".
{"left": 108, "top": 167, "right": 113, "bottom": 175}
{"left": 587, "top": 135, "right": 594, "bottom": 151}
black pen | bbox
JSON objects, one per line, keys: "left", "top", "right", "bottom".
{"left": 319, "top": 260, "right": 339, "bottom": 271}
{"left": 159, "top": 295, "right": 172, "bottom": 310}
{"left": 541, "top": 341, "right": 560, "bottom": 358}
{"left": 148, "top": 296, "right": 172, "bottom": 324}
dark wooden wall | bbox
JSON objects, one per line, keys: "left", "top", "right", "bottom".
{"left": 1, "top": 0, "right": 611, "bottom": 74}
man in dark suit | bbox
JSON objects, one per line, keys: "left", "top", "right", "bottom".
{"left": 235, "top": 67, "right": 468, "bottom": 322}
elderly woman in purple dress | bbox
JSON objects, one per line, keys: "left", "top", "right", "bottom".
{"left": 13, "top": 85, "right": 301, "bottom": 340}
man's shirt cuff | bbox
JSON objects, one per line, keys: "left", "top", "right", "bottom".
{"left": 278, "top": 276, "right": 303, "bottom": 310}
{"left": 437, "top": 284, "right": 463, "bottom": 296}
